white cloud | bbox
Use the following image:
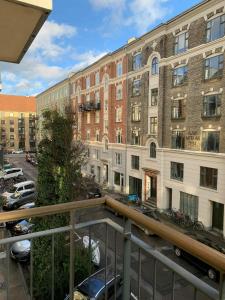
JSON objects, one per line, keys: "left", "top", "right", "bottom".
{"left": 90, "top": 0, "right": 169, "bottom": 34}
{"left": 30, "top": 20, "right": 77, "bottom": 60}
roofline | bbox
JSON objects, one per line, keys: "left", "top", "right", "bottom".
{"left": 37, "top": 77, "right": 69, "bottom": 98}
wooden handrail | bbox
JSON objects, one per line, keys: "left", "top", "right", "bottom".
{"left": 0, "top": 196, "right": 225, "bottom": 274}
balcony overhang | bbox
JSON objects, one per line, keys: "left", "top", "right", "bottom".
{"left": 0, "top": 0, "right": 52, "bottom": 63}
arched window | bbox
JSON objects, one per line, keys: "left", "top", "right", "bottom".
{"left": 152, "top": 57, "right": 159, "bottom": 75}
{"left": 150, "top": 142, "right": 156, "bottom": 158}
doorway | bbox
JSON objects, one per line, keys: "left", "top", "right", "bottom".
{"left": 212, "top": 201, "right": 224, "bottom": 232}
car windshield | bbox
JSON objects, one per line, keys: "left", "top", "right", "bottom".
{"left": 77, "top": 278, "right": 104, "bottom": 297}
{"left": 7, "top": 186, "right": 17, "bottom": 193}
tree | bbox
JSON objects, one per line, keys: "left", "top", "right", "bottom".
{"left": 33, "top": 108, "right": 89, "bottom": 300}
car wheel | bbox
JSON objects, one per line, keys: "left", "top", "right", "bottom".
{"left": 174, "top": 247, "right": 182, "bottom": 257}
{"left": 208, "top": 268, "right": 216, "bottom": 281}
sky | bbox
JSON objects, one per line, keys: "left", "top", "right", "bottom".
{"left": 0, "top": 0, "right": 202, "bottom": 96}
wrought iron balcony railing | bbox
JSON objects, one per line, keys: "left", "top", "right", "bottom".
{"left": 79, "top": 102, "right": 101, "bottom": 112}
{"left": 0, "top": 197, "right": 224, "bottom": 300}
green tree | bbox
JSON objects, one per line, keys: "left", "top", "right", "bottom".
{"left": 33, "top": 108, "right": 89, "bottom": 300}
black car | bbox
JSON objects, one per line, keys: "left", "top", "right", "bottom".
{"left": 87, "top": 188, "right": 102, "bottom": 199}
{"left": 174, "top": 246, "right": 219, "bottom": 281}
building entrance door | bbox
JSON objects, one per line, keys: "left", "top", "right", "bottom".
{"left": 212, "top": 202, "right": 224, "bottom": 232}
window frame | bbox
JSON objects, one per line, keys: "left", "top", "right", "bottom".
{"left": 204, "top": 54, "right": 224, "bottom": 80}
{"left": 131, "top": 130, "right": 140, "bottom": 145}
{"left": 172, "top": 65, "right": 188, "bottom": 86}
{"left": 171, "top": 130, "right": 185, "bottom": 149}
{"left": 151, "top": 89, "right": 158, "bottom": 106}
{"left": 174, "top": 32, "right": 189, "bottom": 54}
{"left": 150, "top": 142, "right": 156, "bottom": 158}
{"left": 206, "top": 14, "right": 225, "bottom": 42}
{"left": 150, "top": 117, "right": 158, "bottom": 134}
{"left": 202, "top": 131, "right": 220, "bottom": 153}
{"left": 131, "top": 155, "right": 140, "bottom": 170}
{"left": 151, "top": 57, "right": 159, "bottom": 75}
{"left": 116, "top": 62, "right": 123, "bottom": 77}
{"left": 133, "top": 53, "right": 142, "bottom": 71}
{"left": 132, "top": 79, "right": 141, "bottom": 96}
{"left": 116, "top": 85, "right": 123, "bottom": 100}
{"left": 202, "top": 94, "right": 221, "bottom": 117}
{"left": 171, "top": 162, "right": 184, "bottom": 182}
{"left": 132, "top": 105, "right": 141, "bottom": 122}
{"left": 200, "top": 166, "right": 217, "bottom": 190}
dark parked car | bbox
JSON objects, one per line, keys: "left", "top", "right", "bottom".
{"left": 6, "top": 202, "right": 35, "bottom": 229}
{"left": 64, "top": 268, "right": 122, "bottom": 300}
{"left": 11, "top": 219, "right": 34, "bottom": 235}
{"left": 10, "top": 240, "right": 30, "bottom": 262}
{"left": 3, "top": 190, "right": 37, "bottom": 210}
{"left": 87, "top": 188, "right": 102, "bottom": 199}
{"left": 174, "top": 245, "right": 219, "bottom": 281}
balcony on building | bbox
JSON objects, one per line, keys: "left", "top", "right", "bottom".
{"left": 0, "top": 197, "right": 224, "bottom": 300}
{"left": 79, "top": 102, "right": 101, "bottom": 112}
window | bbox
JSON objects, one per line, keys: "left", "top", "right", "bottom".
{"left": 116, "top": 107, "right": 122, "bottom": 122}
{"left": 90, "top": 165, "right": 95, "bottom": 175}
{"left": 86, "top": 130, "right": 90, "bottom": 141}
{"left": 132, "top": 79, "right": 141, "bottom": 96}
{"left": 171, "top": 162, "right": 184, "bottom": 181}
{"left": 204, "top": 54, "right": 223, "bottom": 80}
{"left": 171, "top": 130, "right": 185, "bottom": 149}
{"left": 131, "top": 130, "right": 140, "bottom": 145}
{"left": 9, "top": 113, "right": 14, "bottom": 117}
{"left": 202, "top": 131, "right": 219, "bottom": 152}
{"left": 171, "top": 99, "right": 184, "bottom": 119}
{"left": 132, "top": 105, "right": 141, "bottom": 121}
{"left": 1, "top": 120, "right": 5, "bottom": 125}
{"left": 95, "top": 91, "right": 100, "bottom": 104}
{"left": 95, "top": 149, "right": 100, "bottom": 160}
{"left": 10, "top": 120, "right": 14, "bottom": 125}
{"left": 203, "top": 94, "right": 221, "bottom": 117}
{"left": 200, "top": 167, "right": 217, "bottom": 190}
{"left": 173, "top": 66, "right": 188, "bottom": 86}
{"left": 116, "top": 62, "right": 123, "bottom": 77}
{"left": 133, "top": 53, "right": 142, "bottom": 70}
{"left": 206, "top": 14, "right": 225, "bottom": 42}
{"left": 174, "top": 32, "right": 188, "bottom": 54}
{"left": 10, "top": 135, "right": 14, "bottom": 140}
{"left": 104, "top": 138, "right": 109, "bottom": 152}
{"left": 10, "top": 128, "right": 14, "bottom": 133}
{"left": 87, "top": 113, "right": 90, "bottom": 124}
{"left": 86, "top": 76, "right": 90, "bottom": 89}
{"left": 151, "top": 89, "right": 158, "bottom": 106}
{"left": 115, "top": 153, "right": 122, "bottom": 165}
{"left": 95, "top": 72, "right": 100, "bottom": 85}
{"left": 114, "top": 172, "right": 121, "bottom": 186}
{"left": 150, "top": 117, "right": 157, "bottom": 134}
{"left": 96, "top": 130, "right": 100, "bottom": 141}
{"left": 116, "top": 130, "right": 122, "bottom": 143}
{"left": 131, "top": 155, "right": 139, "bottom": 170}
{"left": 95, "top": 111, "right": 100, "bottom": 123}
{"left": 150, "top": 142, "right": 156, "bottom": 158}
{"left": 180, "top": 192, "right": 198, "bottom": 221}
{"left": 116, "top": 85, "right": 122, "bottom": 100}
{"left": 152, "top": 57, "right": 159, "bottom": 75}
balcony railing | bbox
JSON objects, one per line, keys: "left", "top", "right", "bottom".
{"left": 0, "top": 197, "right": 224, "bottom": 300}
{"left": 79, "top": 102, "right": 101, "bottom": 112}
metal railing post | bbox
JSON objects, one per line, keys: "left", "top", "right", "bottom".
{"left": 219, "top": 272, "right": 225, "bottom": 300}
{"left": 122, "top": 218, "right": 131, "bottom": 300}
{"left": 69, "top": 210, "right": 75, "bottom": 300}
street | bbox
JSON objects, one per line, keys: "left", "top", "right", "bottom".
{"left": 2, "top": 154, "right": 218, "bottom": 299}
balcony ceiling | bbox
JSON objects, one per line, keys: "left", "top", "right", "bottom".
{"left": 0, "top": 0, "right": 52, "bottom": 63}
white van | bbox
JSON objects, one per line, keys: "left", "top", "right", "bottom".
{"left": 0, "top": 168, "right": 23, "bottom": 181}
{"left": 2, "top": 180, "right": 35, "bottom": 198}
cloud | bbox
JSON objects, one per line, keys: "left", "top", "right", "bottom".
{"left": 89, "top": 0, "right": 169, "bottom": 34}
{"left": 0, "top": 19, "right": 107, "bottom": 96}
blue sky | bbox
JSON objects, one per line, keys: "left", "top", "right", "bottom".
{"left": 0, "top": 0, "right": 201, "bottom": 96}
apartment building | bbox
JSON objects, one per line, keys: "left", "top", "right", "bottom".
{"left": 36, "top": 0, "right": 225, "bottom": 235}
{"left": 36, "top": 78, "right": 70, "bottom": 142}
{"left": 0, "top": 94, "right": 36, "bottom": 152}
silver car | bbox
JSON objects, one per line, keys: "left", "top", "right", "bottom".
{"left": 3, "top": 189, "right": 37, "bottom": 210}
{"left": 10, "top": 240, "right": 30, "bottom": 262}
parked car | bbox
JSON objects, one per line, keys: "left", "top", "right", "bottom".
{"left": 87, "top": 187, "right": 102, "bottom": 199}
{"left": 11, "top": 219, "right": 34, "bottom": 235}
{"left": 133, "top": 206, "right": 160, "bottom": 236}
{"left": 174, "top": 245, "right": 219, "bottom": 281}
{"left": 0, "top": 168, "right": 23, "bottom": 181}
{"left": 2, "top": 164, "right": 12, "bottom": 170}
{"left": 64, "top": 268, "right": 122, "bottom": 300}
{"left": 3, "top": 189, "right": 37, "bottom": 210}
{"left": 10, "top": 240, "right": 30, "bottom": 262}
{"left": 12, "top": 150, "right": 23, "bottom": 154}
{"left": 2, "top": 180, "right": 35, "bottom": 198}
{"left": 6, "top": 202, "right": 35, "bottom": 229}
